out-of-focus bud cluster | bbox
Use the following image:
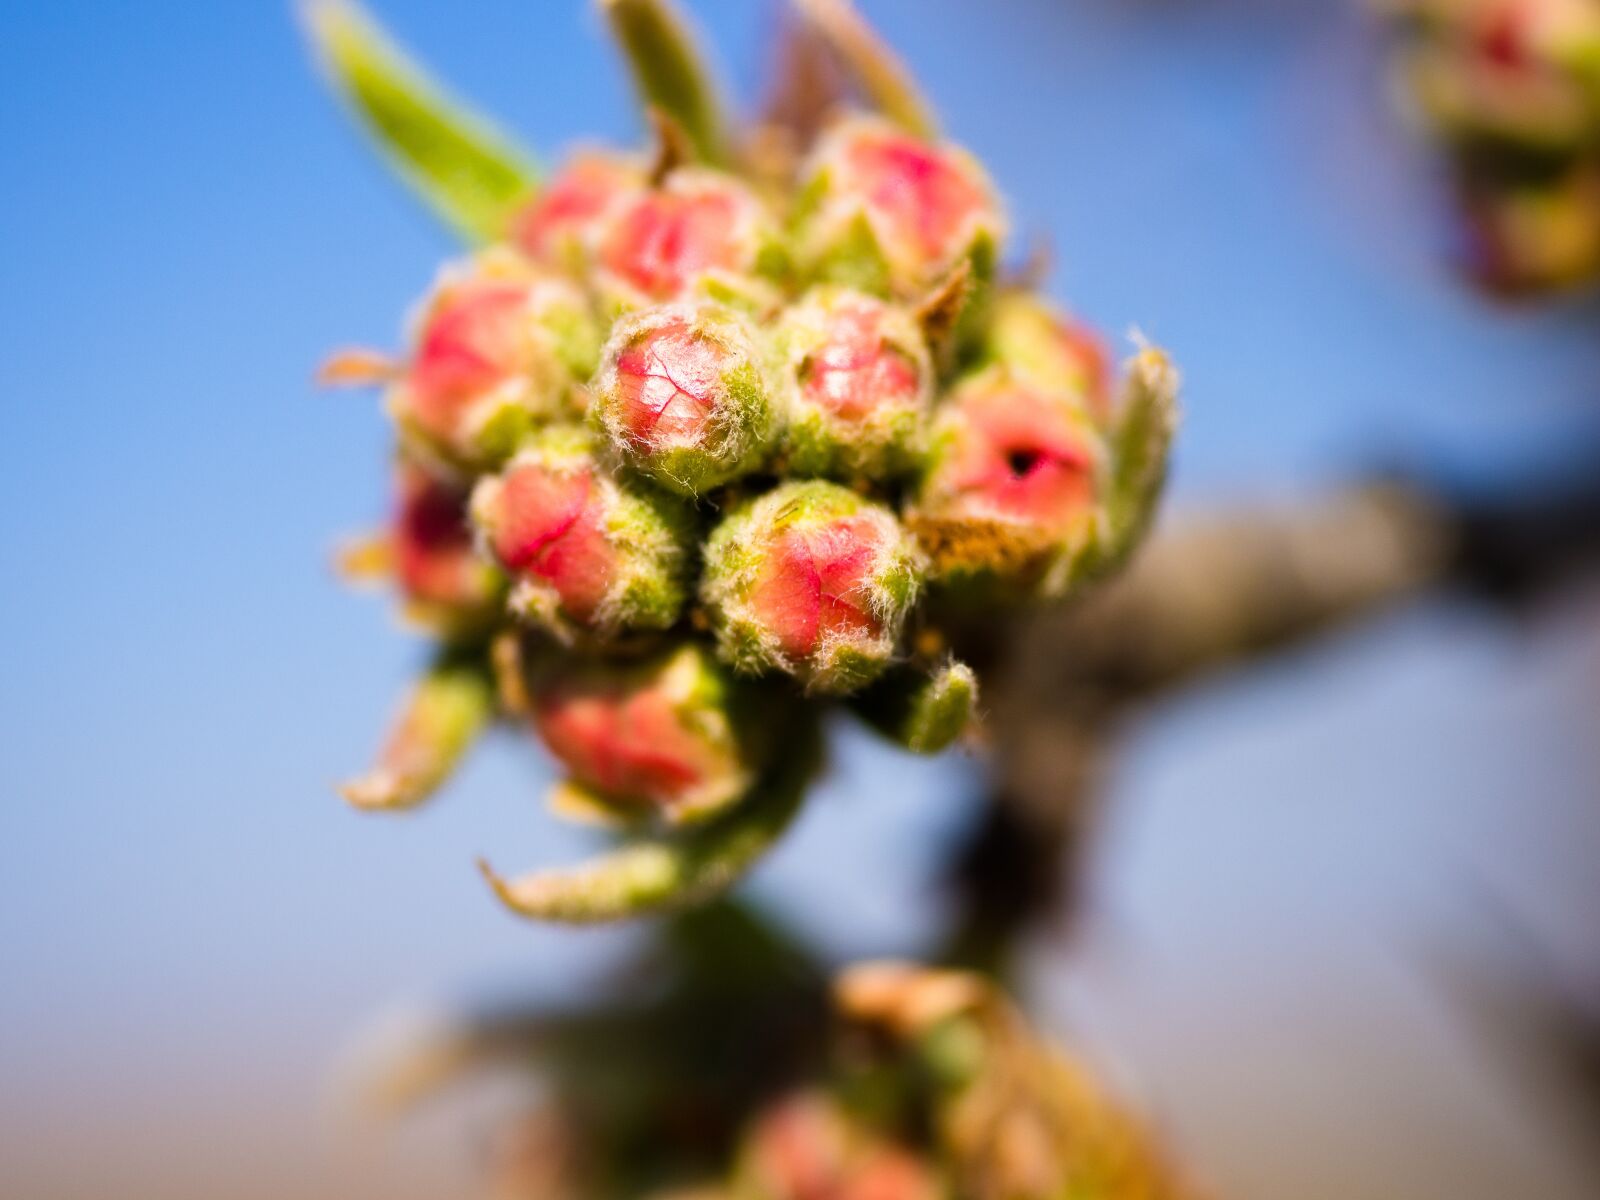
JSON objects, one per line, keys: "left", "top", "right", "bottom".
{"left": 1377, "top": 0, "right": 1600, "bottom": 292}
{"left": 314, "top": 0, "right": 1179, "bottom": 921}
{"left": 732, "top": 962, "right": 1206, "bottom": 1200}
{"left": 360, "top": 957, "right": 1204, "bottom": 1200}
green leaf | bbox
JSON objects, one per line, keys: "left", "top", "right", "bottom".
{"left": 478, "top": 725, "right": 820, "bottom": 923}
{"left": 600, "top": 0, "right": 733, "bottom": 167}
{"left": 341, "top": 655, "right": 495, "bottom": 811}
{"left": 305, "top": 0, "right": 538, "bottom": 242}
{"left": 792, "top": 0, "right": 939, "bottom": 139}
{"left": 852, "top": 659, "right": 977, "bottom": 755}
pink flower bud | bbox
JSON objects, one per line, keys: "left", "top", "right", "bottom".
{"left": 907, "top": 366, "right": 1105, "bottom": 592}
{"left": 510, "top": 151, "right": 644, "bottom": 270}
{"left": 528, "top": 644, "right": 761, "bottom": 824}
{"left": 596, "top": 167, "right": 782, "bottom": 308}
{"left": 775, "top": 287, "right": 933, "bottom": 481}
{"left": 470, "top": 427, "right": 690, "bottom": 638}
{"left": 388, "top": 250, "right": 600, "bottom": 466}
{"left": 392, "top": 462, "right": 503, "bottom": 630}
{"left": 796, "top": 115, "right": 1006, "bottom": 297}
{"left": 592, "top": 302, "right": 778, "bottom": 494}
{"left": 740, "top": 1093, "right": 943, "bottom": 1200}
{"left": 702, "top": 481, "right": 923, "bottom": 694}
{"left": 984, "top": 293, "right": 1113, "bottom": 423}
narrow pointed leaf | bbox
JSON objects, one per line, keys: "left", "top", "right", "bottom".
{"left": 478, "top": 732, "right": 818, "bottom": 923}
{"left": 1101, "top": 343, "right": 1180, "bottom": 569}
{"left": 341, "top": 657, "right": 494, "bottom": 810}
{"left": 305, "top": 0, "right": 538, "bottom": 241}
{"left": 852, "top": 659, "right": 977, "bottom": 754}
{"left": 600, "top": 0, "right": 733, "bottom": 166}
{"left": 791, "top": 0, "right": 939, "bottom": 139}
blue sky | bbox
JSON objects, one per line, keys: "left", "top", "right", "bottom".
{"left": 2, "top": 3, "right": 1599, "bottom": 1198}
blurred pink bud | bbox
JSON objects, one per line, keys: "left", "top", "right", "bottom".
{"left": 393, "top": 462, "right": 502, "bottom": 627}
{"left": 511, "top": 151, "right": 643, "bottom": 268}
{"left": 596, "top": 168, "right": 778, "bottom": 306}
{"left": 798, "top": 116, "right": 1005, "bottom": 295}
{"left": 742, "top": 1093, "right": 942, "bottom": 1200}
{"left": 389, "top": 251, "right": 598, "bottom": 465}
{"left": 985, "top": 293, "right": 1113, "bottom": 423}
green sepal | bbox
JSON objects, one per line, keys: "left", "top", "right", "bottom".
{"left": 305, "top": 0, "right": 539, "bottom": 242}
{"left": 477, "top": 718, "right": 821, "bottom": 923}
{"left": 851, "top": 658, "right": 976, "bottom": 754}
{"left": 340, "top": 653, "right": 495, "bottom": 811}
{"left": 600, "top": 0, "right": 733, "bottom": 167}
{"left": 1095, "top": 344, "right": 1180, "bottom": 575}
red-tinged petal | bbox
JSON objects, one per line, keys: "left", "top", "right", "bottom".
{"left": 529, "top": 649, "right": 747, "bottom": 817}
{"left": 702, "top": 481, "right": 922, "bottom": 692}
{"left": 750, "top": 519, "right": 881, "bottom": 660}
{"left": 487, "top": 461, "right": 617, "bottom": 623}
{"left": 937, "top": 385, "right": 1098, "bottom": 531}
{"left": 612, "top": 317, "right": 725, "bottom": 444}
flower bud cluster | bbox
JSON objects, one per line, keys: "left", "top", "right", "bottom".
{"left": 323, "top": 0, "right": 1177, "bottom": 920}
{"left": 1379, "top": 0, "right": 1600, "bottom": 291}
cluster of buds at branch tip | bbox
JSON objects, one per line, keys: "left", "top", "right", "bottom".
{"left": 773, "top": 285, "right": 934, "bottom": 481}
{"left": 593, "top": 301, "right": 779, "bottom": 495}
{"left": 310, "top": 0, "right": 1180, "bottom": 922}
{"left": 470, "top": 425, "right": 692, "bottom": 640}
{"left": 702, "top": 481, "right": 923, "bottom": 694}
{"left": 389, "top": 249, "right": 601, "bottom": 468}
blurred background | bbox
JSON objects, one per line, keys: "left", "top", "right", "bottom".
{"left": 3, "top": 1, "right": 1599, "bottom": 1197}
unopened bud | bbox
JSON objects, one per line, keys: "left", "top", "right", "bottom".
{"left": 470, "top": 426, "right": 693, "bottom": 639}
{"left": 528, "top": 643, "right": 763, "bottom": 825}
{"left": 389, "top": 249, "right": 601, "bottom": 467}
{"left": 906, "top": 366, "right": 1105, "bottom": 596}
{"left": 596, "top": 167, "right": 785, "bottom": 310}
{"left": 793, "top": 115, "right": 1005, "bottom": 299}
{"left": 983, "top": 292, "right": 1112, "bottom": 422}
{"left": 392, "top": 461, "right": 504, "bottom": 632}
{"left": 592, "top": 302, "right": 779, "bottom": 494}
{"left": 738, "top": 1093, "right": 944, "bottom": 1200}
{"left": 510, "top": 150, "right": 644, "bottom": 272}
{"left": 773, "top": 286, "right": 933, "bottom": 481}
{"left": 702, "top": 480, "right": 923, "bottom": 693}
